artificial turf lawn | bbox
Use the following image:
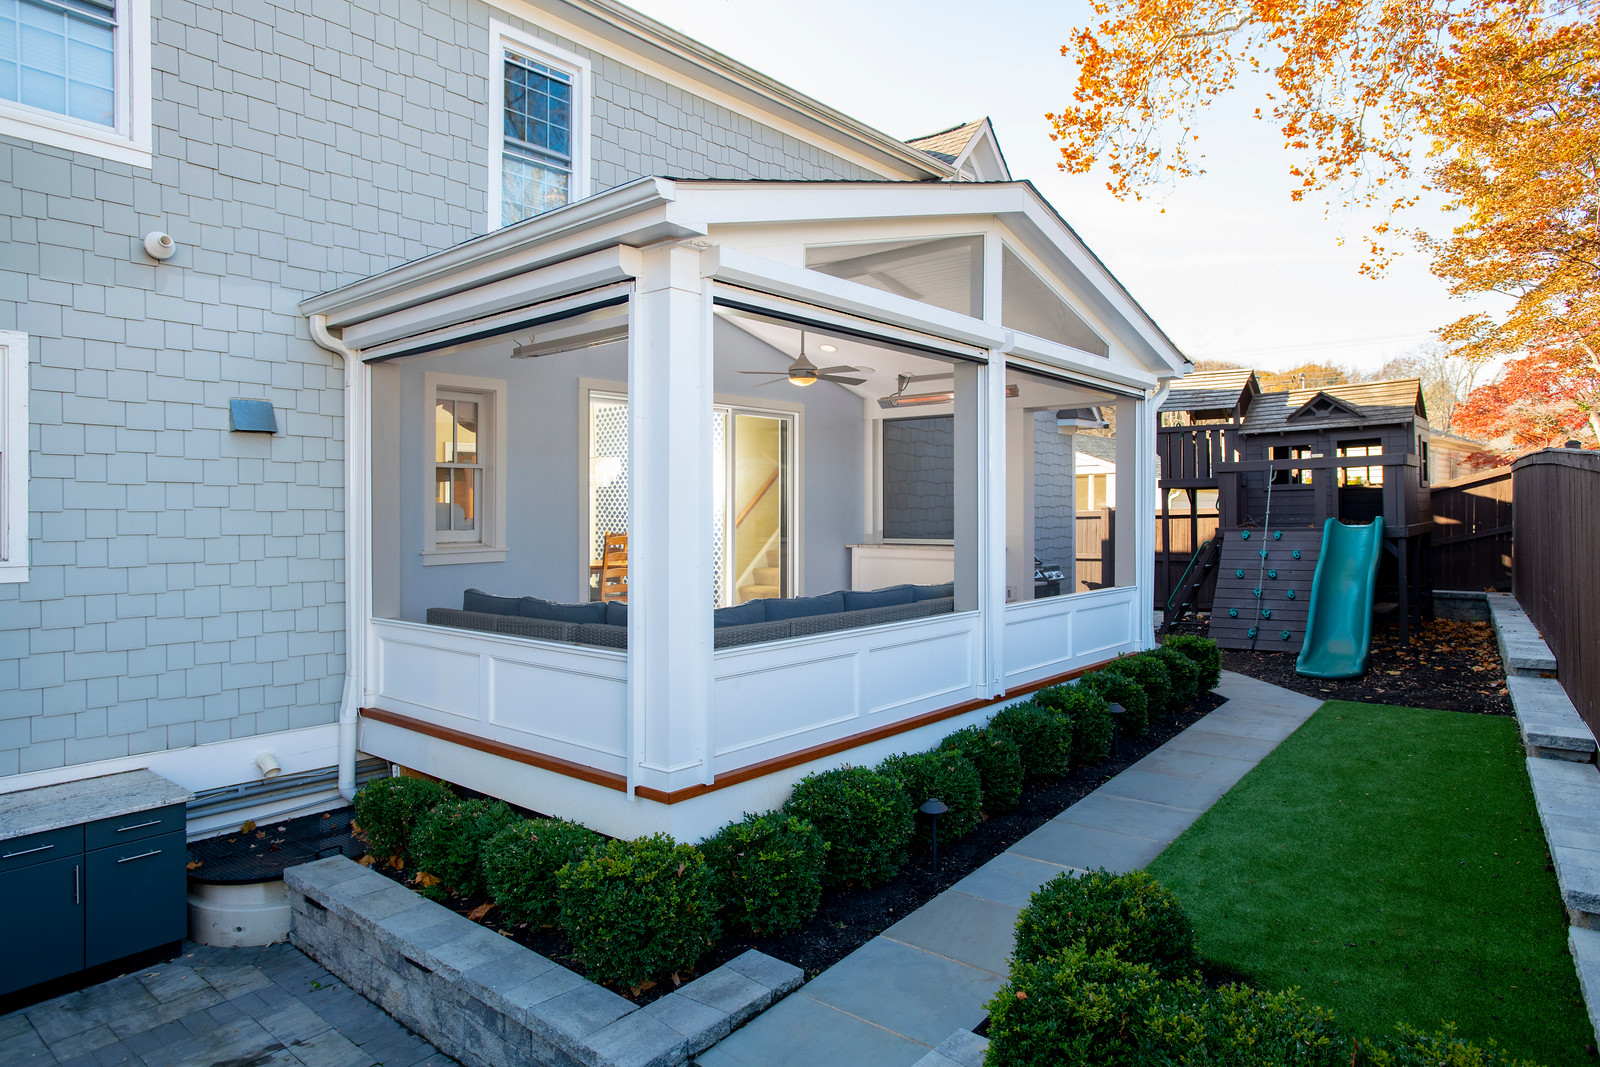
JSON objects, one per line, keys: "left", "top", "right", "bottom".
{"left": 1146, "top": 701, "right": 1590, "bottom": 1066}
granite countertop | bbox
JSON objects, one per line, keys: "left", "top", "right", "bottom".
{"left": 0, "top": 770, "right": 192, "bottom": 841}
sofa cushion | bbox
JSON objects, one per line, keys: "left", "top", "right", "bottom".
{"left": 520, "top": 596, "right": 608, "bottom": 624}
{"left": 763, "top": 591, "right": 846, "bottom": 621}
{"left": 463, "top": 589, "right": 522, "bottom": 616}
{"left": 605, "top": 601, "right": 628, "bottom": 627}
{"left": 714, "top": 600, "right": 766, "bottom": 627}
{"left": 911, "top": 582, "right": 955, "bottom": 602}
{"left": 843, "top": 585, "right": 915, "bottom": 611}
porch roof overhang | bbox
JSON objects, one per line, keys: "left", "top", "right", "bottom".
{"left": 300, "top": 176, "right": 1186, "bottom": 389}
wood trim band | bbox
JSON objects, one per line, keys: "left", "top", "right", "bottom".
{"left": 360, "top": 656, "right": 1115, "bottom": 806}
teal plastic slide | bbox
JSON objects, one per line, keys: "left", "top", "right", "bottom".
{"left": 1295, "top": 517, "right": 1385, "bottom": 679}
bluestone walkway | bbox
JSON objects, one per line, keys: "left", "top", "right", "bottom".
{"left": 0, "top": 941, "right": 457, "bottom": 1067}
{"left": 696, "top": 671, "right": 1322, "bottom": 1067}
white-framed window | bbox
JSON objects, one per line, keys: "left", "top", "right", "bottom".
{"left": 422, "top": 372, "right": 507, "bottom": 565}
{"left": 0, "top": 331, "right": 28, "bottom": 584}
{"left": 0, "top": 0, "right": 152, "bottom": 168}
{"left": 487, "top": 20, "right": 590, "bottom": 231}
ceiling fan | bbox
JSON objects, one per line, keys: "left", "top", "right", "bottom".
{"left": 739, "top": 333, "right": 866, "bottom": 388}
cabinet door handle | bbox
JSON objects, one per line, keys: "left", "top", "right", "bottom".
{"left": 116, "top": 849, "right": 162, "bottom": 863}
{"left": 116, "top": 820, "right": 162, "bottom": 833}
{"left": 2, "top": 844, "right": 54, "bottom": 859}
{"left": 74, "top": 863, "right": 80, "bottom": 905}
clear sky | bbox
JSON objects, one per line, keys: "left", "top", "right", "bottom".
{"left": 623, "top": 0, "right": 1471, "bottom": 374}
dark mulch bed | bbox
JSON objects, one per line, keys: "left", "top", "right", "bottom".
{"left": 369, "top": 688, "right": 1226, "bottom": 1003}
{"left": 1165, "top": 615, "right": 1511, "bottom": 716}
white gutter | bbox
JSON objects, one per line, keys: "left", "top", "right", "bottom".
{"left": 309, "top": 314, "right": 367, "bottom": 802}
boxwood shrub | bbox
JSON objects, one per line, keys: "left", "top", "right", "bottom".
{"left": 1110, "top": 653, "right": 1175, "bottom": 718}
{"left": 1362, "top": 1024, "right": 1542, "bottom": 1067}
{"left": 938, "top": 725, "right": 1023, "bottom": 813}
{"left": 782, "top": 766, "right": 914, "bottom": 888}
{"left": 988, "top": 700, "right": 1073, "bottom": 780}
{"left": 409, "top": 798, "right": 518, "bottom": 898}
{"left": 701, "top": 812, "right": 826, "bottom": 938}
{"left": 1013, "top": 868, "right": 1199, "bottom": 978}
{"left": 556, "top": 834, "right": 719, "bottom": 991}
{"left": 1153, "top": 645, "right": 1200, "bottom": 706}
{"left": 352, "top": 775, "right": 454, "bottom": 863}
{"left": 1143, "top": 982, "right": 1351, "bottom": 1067}
{"left": 1036, "top": 683, "right": 1114, "bottom": 766}
{"left": 483, "top": 816, "right": 602, "bottom": 926}
{"left": 983, "top": 947, "right": 1176, "bottom": 1067}
{"left": 1162, "top": 634, "right": 1223, "bottom": 693}
{"left": 1078, "top": 668, "right": 1149, "bottom": 737}
{"left": 879, "top": 749, "right": 983, "bottom": 845}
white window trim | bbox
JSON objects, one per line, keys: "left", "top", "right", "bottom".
{"left": 486, "top": 19, "right": 592, "bottom": 232}
{"left": 0, "top": 0, "right": 153, "bottom": 169}
{"left": 0, "top": 331, "right": 28, "bottom": 584}
{"left": 421, "top": 372, "right": 508, "bottom": 565}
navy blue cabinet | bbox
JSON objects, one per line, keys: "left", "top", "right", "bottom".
{"left": 0, "top": 802, "right": 188, "bottom": 996}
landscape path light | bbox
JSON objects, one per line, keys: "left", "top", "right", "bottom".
{"left": 919, "top": 798, "right": 949, "bottom": 873}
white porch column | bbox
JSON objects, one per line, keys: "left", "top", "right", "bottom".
{"left": 628, "top": 244, "right": 716, "bottom": 792}
{"left": 1004, "top": 404, "right": 1036, "bottom": 603}
{"left": 982, "top": 355, "right": 1007, "bottom": 696}
{"left": 952, "top": 360, "right": 986, "bottom": 617}
{"left": 1116, "top": 388, "right": 1165, "bottom": 646}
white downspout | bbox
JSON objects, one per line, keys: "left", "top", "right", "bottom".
{"left": 310, "top": 314, "right": 365, "bottom": 802}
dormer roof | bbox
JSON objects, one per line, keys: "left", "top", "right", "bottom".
{"left": 907, "top": 118, "right": 1012, "bottom": 181}
{"left": 1286, "top": 391, "right": 1366, "bottom": 422}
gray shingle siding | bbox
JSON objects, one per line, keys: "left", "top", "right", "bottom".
{"left": 1034, "top": 412, "right": 1075, "bottom": 569}
{"left": 0, "top": 0, "right": 877, "bottom": 778}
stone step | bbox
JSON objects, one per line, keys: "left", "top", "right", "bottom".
{"left": 752, "top": 566, "right": 780, "bottom": 585}
{"left": 1571, "top": 926, "right": 1600, "bottom": 1046}
{"left": 1488, "top": 592, "right": 1558, "bottom": 677}
{"left": 740, "top": 584, "right": 780, "bottom": 601}
{"left": 911, "top": 1030, "right": 989, "bottom": 1067}
{"left": 1510, "top": 675, "right": 1596, "bottom": 761}
{"left": 1525, "top": 758, "right": 1600, "bottom": 924}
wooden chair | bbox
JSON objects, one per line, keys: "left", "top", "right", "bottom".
{"left": 600, "top": 532, "right": 628, "bottom": 602}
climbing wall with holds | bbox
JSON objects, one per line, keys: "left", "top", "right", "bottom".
{"left": 1207, "top": 528, "right": 1325, "bottom": 653}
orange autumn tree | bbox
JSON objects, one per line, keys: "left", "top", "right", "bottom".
{"left": 1453, "top": 344, "right": 1600, "bottom": 459}
{"left": 1051, "top": 0, "right": 1600, "bottom": 372}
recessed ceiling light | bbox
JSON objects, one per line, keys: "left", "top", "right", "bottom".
{"left": 818, "top": 343, "right": 838, "bottom": 353}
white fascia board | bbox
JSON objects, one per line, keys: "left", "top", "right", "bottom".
{"left": 702, "top": 244, "right": 1006, "bottom": 352}
{"left": 489, "top": 0, "right": 951, "bottom": 181}
{"left": 1004, "top": 336, "right": 1158, "bottom": 394}
{"left": 677, "top": 181, "right": 1187, "bottom": 376}
{"left": 301, "top": 178, "right": 690, "bottom": 327}
{"left": 340, "top": 249, "right": 640, "bottom": 352}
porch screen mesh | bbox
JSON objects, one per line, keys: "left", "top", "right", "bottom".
{"left": 881, "top": 415, "right": 954, "bottom": 540}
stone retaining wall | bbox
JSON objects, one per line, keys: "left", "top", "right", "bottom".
{"left": 285, "top": 855, "right": 801, "bottom": 1067}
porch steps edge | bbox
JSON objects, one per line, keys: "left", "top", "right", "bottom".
{"left": 284, "top": 855, "right": 801, "bottom": 1067}
{"left": 1571, "top": 927, "right": 1600, "bottom": 1047}
{"left": 1525, "top": 759, "right": 1600, "bottom": 922}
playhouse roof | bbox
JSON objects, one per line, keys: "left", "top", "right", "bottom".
{"left": 1159, "top": 368, "right": 1260, "bottom": 419}
{"left": 1240, "top": 378, "right": 1426, "bottom": 435}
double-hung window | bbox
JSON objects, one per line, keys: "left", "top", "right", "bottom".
{"left": 423, "top": 372, "right": 507, "bottom": 565}
{"left": 0, "top": 0, "right": 150, "bottom": 166}
{"left": 489, "top": 22, "right": 589, "bottom": 230}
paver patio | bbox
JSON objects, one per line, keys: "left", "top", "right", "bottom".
{"left": 695, "top": 671, "right": 1320, "bottom": 1066}
{"left": 0, "top": 941, "right": 457, "bottom": 1067}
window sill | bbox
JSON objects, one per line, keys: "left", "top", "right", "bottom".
{"left": 0, "top": 106, "right": 152, "bottom": 169}
{"left": 0, "top": 561, "right": 27, "bottom": 585}
{"left": 421, "top": 546, "right": 508, "bottom": 566}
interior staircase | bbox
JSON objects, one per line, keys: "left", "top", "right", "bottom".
{"left": 738, "top": 548, "right": 782, "bottom": 602}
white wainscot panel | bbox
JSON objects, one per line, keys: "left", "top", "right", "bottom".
{"left": 490, "top": 659, "right": 627, "bottom": 759}
{"left": 1003, "top": 588, "right": 1137, "bottom": 687}
{"left": 377, "top": 635, "right": 482, "bottom": 720}
{"left": 865, "top": 629, "right": 977, "bottom": 715}
{"left": 713, "top": 652, "right": 861, "bottom": 757}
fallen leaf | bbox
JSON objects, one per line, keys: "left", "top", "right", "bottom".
{"left": 186, "top": 860, "right": 203, "bottom": 870}
{"left": 414, "top": 871, "right": 442, "bottom": 888}
{"left": 356, "top": 854, "right": 377, "bottom": 867}
{"left": 467, "top": 902, "right": 496, "bottom": 921}
{"left": 240, "top": 819, "right": 257, "bottom": 833}
{"left": 1016, "top": 990, "right": 1029, "bottom": 1000}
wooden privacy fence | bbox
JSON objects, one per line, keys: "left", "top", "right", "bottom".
{"left": 1075, "top": 508, "right": 1115, "bottom": 592}
{"left": 1427, "top": 467, "right": 1513, "bottom": 590}
{"left": 1512, "top": 449, "right": 1600, "bottom": 737}
{"left": 1156, "top": 509, "right": 1221, "bottom": 610}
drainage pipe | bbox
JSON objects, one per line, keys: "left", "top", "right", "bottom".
{"left": 187, "top": 758, "right": 388, "bottom": 821}
{"left": 309, "top": 314, "right": 367, "bottom": 802}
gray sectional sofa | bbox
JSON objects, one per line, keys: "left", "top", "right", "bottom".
{"left": 424, "top": 583, "right": 956, "bottom": 650}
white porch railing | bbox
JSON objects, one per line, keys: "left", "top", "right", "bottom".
{"left": 1002, "top": 585, "right": 1139, "bottom": 690}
